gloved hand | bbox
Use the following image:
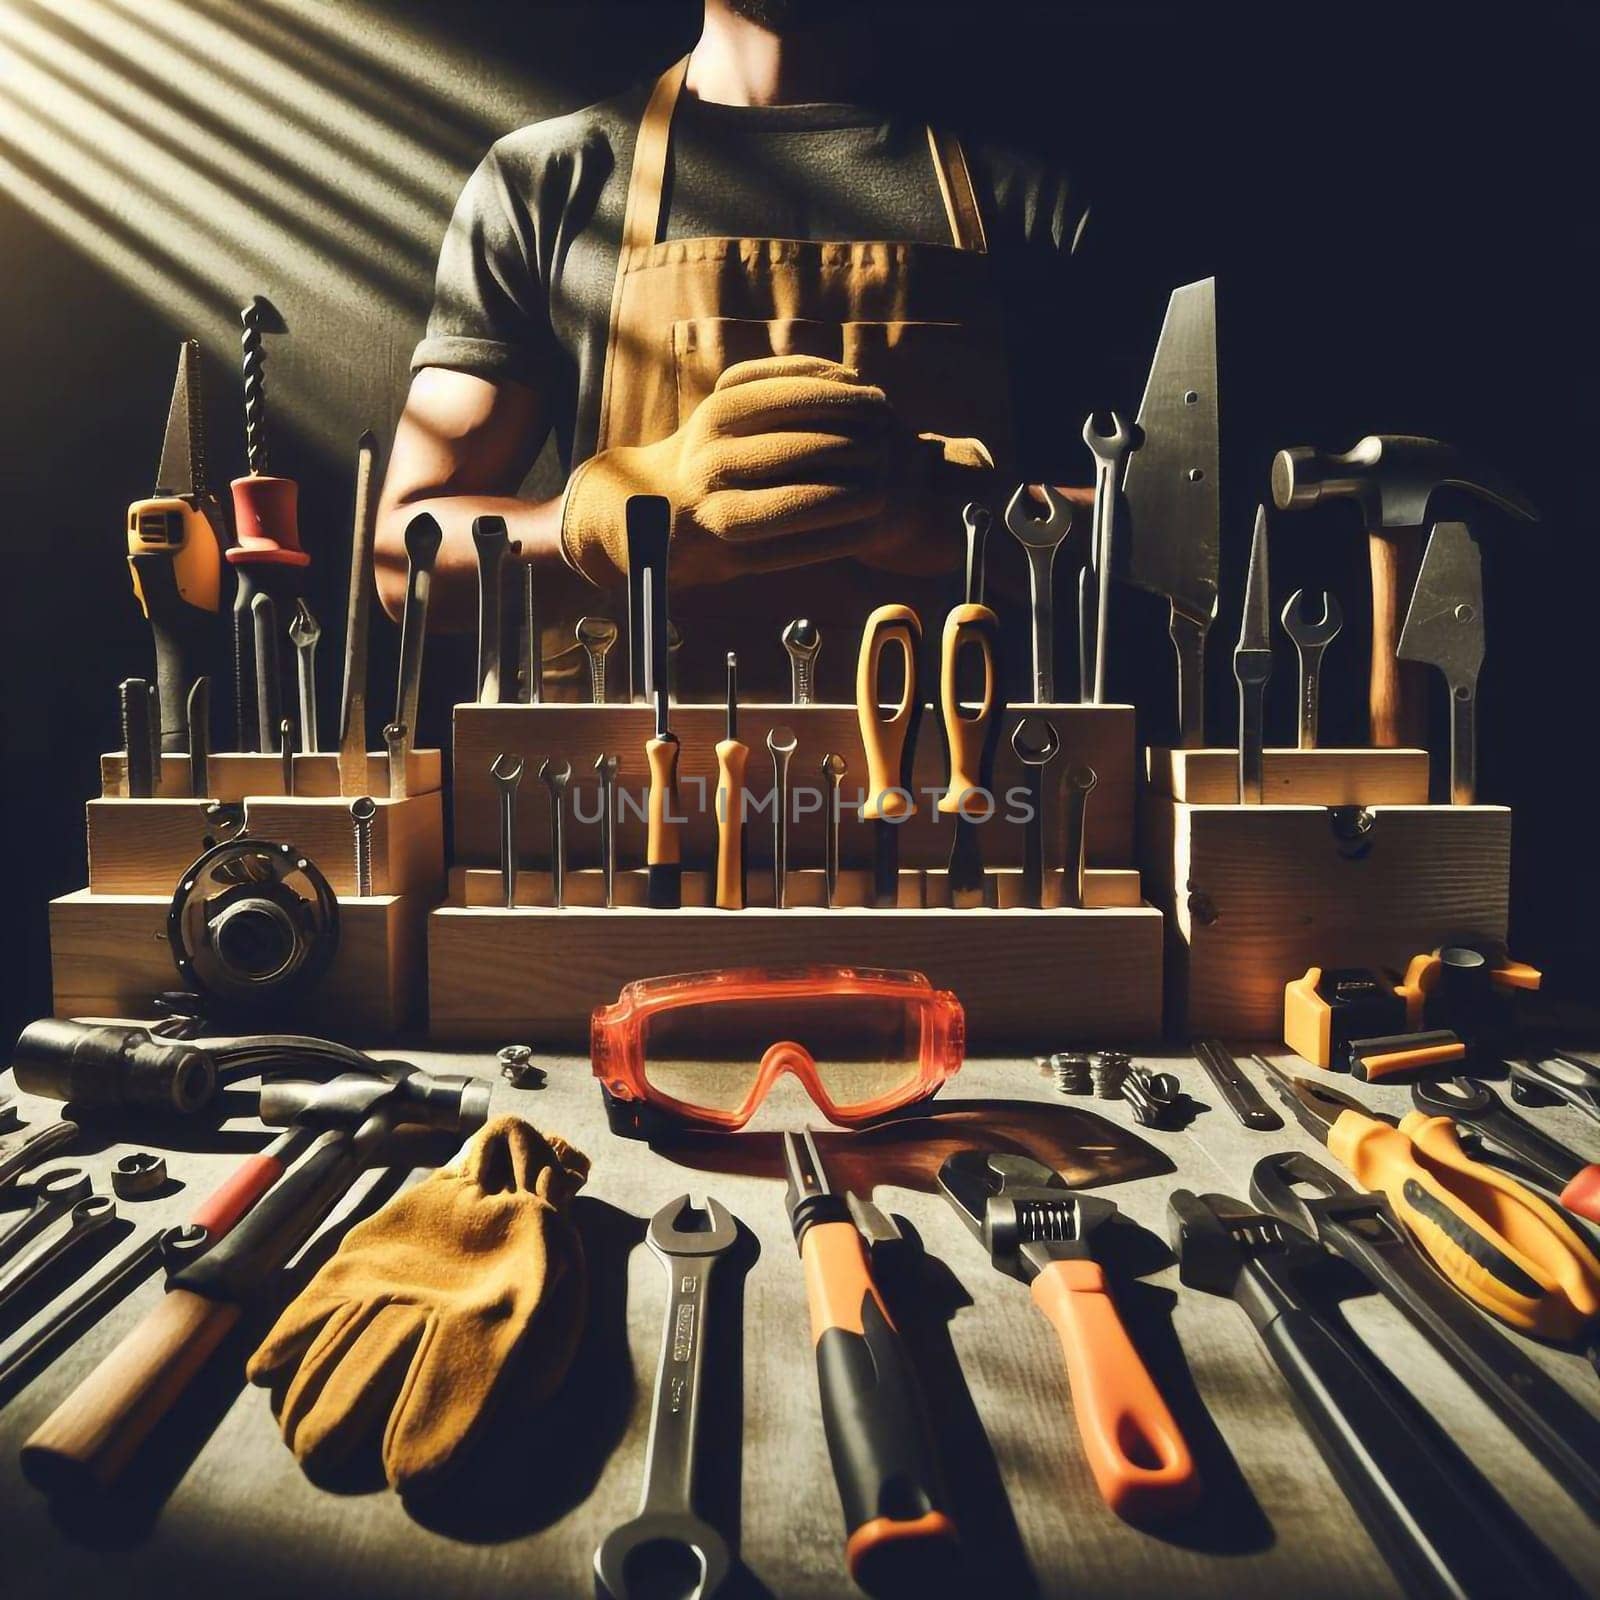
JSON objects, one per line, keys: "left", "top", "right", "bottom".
{"left": 560, "top": 354, "right": 992, "bottom": 586}
{"left": 246, "top": 1116, "right": 589, "bottom": 1496}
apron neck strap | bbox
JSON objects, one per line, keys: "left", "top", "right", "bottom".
{"left": 624, "top": 55, "right": 987, "bottom": 254}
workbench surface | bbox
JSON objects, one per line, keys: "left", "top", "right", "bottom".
{"left": 5, "top": 1049, "right": 1599, "bottom": 1599}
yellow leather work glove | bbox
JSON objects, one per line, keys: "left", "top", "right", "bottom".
{"left": 246, "top": 1116, "right": 589, "bottom": 1496}
{"left": 560, "top": 354, "right": 992, "bottom": 587}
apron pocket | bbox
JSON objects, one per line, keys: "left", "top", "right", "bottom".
{"left": 672, "top": 318, "right": 843, "bottom": 424}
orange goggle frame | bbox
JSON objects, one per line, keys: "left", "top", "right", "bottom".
{"left": 592, "top": 965, "right": 965, "bottom": 1137}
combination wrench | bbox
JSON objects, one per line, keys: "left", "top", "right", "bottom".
{"left": 1060, "top": 764, "right": 1099, "bottom": 909}
{"left": 490, "top": 752, "right": 524, "bottom": 910}
{"left": 1082, "top": 411, "right": 1136, "bottom": 704}
{"left": 594, "top": 1194, "right": 740, "bottom": 1600}
{"left": 1010, "top": 716, "right": 1061, "bottom": 909}
{"left": 0, "top": 1195, "right": 118, "bottom": 1324}
{"left": 0, "top": 1168, "right": 93, "bottom": 1265}
{"left": 1280, "top": 589, "right": 1343, "bottom": 750}
{"left": 1003, "top": 484, "right": 1076, "bottom": 703}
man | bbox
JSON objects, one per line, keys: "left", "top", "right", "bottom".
{"left": 378, "top": 0, "right": 1096, "bottom": 697}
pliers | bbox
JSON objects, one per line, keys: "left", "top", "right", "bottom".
{"left": 1258, "top": 1058, "right": 1600, "bottom": 1340}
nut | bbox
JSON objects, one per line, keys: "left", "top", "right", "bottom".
{"left": 497, "top": 1044, "right": 545, "bottom": 1089}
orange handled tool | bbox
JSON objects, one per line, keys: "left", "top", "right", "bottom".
{"left": 855, "top": 604, "right": 924, "bottom": 908}
{"left": 1261, "top": 1061, "right": 1600, "bottom": 1340}
{"left": 627, "top": 496, "right": 680, "bottom": 908}
{"left": 784, "top": 1131, "right": 958, "bottom": 1589}
{"left": 937, "top": 601, "right": 1003, "bottom": 908}
{"left": 939, "top": 1151, "right": 1200, "bottom": 1523}
{"left": 713, "top": 651, "right": 748, "bottom": 909}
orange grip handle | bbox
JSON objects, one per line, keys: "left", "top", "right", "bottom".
{"left": 189, "top": 1151, "right": 289, "bottom": 1236}
{"left": 938, "top": 603, "right": 998, "bottom": 818}
{"left": 1030, "top": 1258, "right": 1200, "bottom": 1523}
{"left": 856, "top": 604, "right": 921, "bottom": 823}
{"left": 21, "top": 1289, "right": 242, "bottom": 1490}
{"left": 227, "top": 474, "right": 308, "bottom": 565}
{"left": 800, "top": 1219, "right": 886, "bottom": 1342}
{"left": 714, "top": 738, "right": 748, "bottom": 909}
{"left": 646, "top": 735, "right": 681, "bottom": 866}
{"left": 1560, "top": 1166, "right": 1600, "bottom": 1226}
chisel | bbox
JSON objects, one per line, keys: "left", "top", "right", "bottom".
{"left": 227, "top": 297, "right": 309, "bottom": 751}
{"left": 126, "top": 340, "right": 225, "bottom": 753}
{"left": 393, "top": 512, "right": 444, "bottom": 768}
{"left": 938, "top": 602, "right": 1004, "bottom": 908}
{"left": 856, "top": 605, "right": 924, "bottom": 909}
{"left": 337, "top": 431, "right": 379, "bottom": 796}
{"left": 186, "top": 677, "right": 210, "bottom": 799}
{"left": 1233, "top": 505, "right": 1272, "bottom": 803}
{"left": 472, "top": 515, "right": 511, "bottom": 705}
{"left": 120, "top": 678, "right": 155, "bottom": 798}
{"left": 714, "top": 652, "right": 748, "bottom": 910}
{"left": 628, "top": 497, "right": 679, "bottom": 908}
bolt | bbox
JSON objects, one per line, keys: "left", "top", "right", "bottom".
{"left": 350, "top": 796, "right": 377, "bottom": 896}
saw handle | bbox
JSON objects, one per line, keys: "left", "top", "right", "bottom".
{"left": 1368, "top": 527, "right": 1427, "bottom": 747}
{"left": 1030, "top": 1258, "right": 1200, "bottom": 1523}
{"left": 937, "top": 603, "right": 999, "bottom": 819}
{"left": 856, "top": 604, "right": 922, "bottom": 823}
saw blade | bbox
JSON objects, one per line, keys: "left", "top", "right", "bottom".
{"left": 1398, "top": 520, "right": 1484, "bottom": 688}
{"left": 1116, "top": 278, "right": 1220, "bottom": 626}
{"left": 154, "top": 339, "right": 206, "bottom": 499}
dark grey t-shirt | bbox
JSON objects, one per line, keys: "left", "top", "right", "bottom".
{"left": 414, "top": 82, "right": 1095, "bottom": 478}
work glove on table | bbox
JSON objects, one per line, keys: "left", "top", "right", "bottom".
{"left": 246, "top": 1116, "right": 589, "bottom": 1497}
{"left": 560, "top": 353, "right": 993, "bottom": 587}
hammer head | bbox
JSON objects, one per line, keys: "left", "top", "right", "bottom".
{"left": 1271, "top": 434, "right": 1538, "bottom": 530}
{"left": 258, "top": 1069, "right": 491, "bottom": 1137}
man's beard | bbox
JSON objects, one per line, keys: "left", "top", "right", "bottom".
{"left": 724, "top": 0, "right": 857, "bottom": 31}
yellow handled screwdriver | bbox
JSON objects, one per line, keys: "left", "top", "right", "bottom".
{"left": 855, "top": 605, "right": 924, "bottom": 909}
{"left": 714, "top": 651, "right": 748, "bottom": 910}
{"left": 1259, "top": 1059, "right": 1600, "bottom": 1340}
{"left": 937, "top": 601, "right": 1004, "bottom": 909}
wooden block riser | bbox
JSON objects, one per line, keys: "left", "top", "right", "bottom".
{"left": 50, "top": 890, "right": 427, "bottom": 1035}
{"left": 1143, "top": 797, "right": 1511, "bottom": 1037}
{"left": 451, "top": 865, "right": 1143, "bottom": 911}
{"left": 1145, "top": 746, "right": 1432, "bottom": 806}
{"left": 428, "top": 903, "right": 1164, "bottom": 1049}
{"left": 451, "top": 702, "right": 1134, "bottom": 872}
{"left": 99, "top": 750, "right": 442, "bottom": 802}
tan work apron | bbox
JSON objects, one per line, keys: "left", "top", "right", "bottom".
{"left": 584, "top": 55, "right": 1015, "bottom": 700}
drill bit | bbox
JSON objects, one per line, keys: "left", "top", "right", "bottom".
{"left": 240, "top": 295, "right": 270, "bottom": 476}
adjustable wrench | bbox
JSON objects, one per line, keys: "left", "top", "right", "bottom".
{"left": 1083, "top": 411, "right": 1136, "bottom": 704}
{"left": 1003, "top": 484, "right": 1076, "bottom": 703}
{"left": 594, "top": 1195, "right": 739, "bottom": 1600}
{"left": 288, "top": 598, "right": 321, "bottom": 753}
{"left": 578, "top": 616, "right": 618, "bottom": 705}
{"left": 782, "top": 619, "right": 820, "bottom": 705}
{"left": 1280, "top": 589, "right": 1343, "bottom": 751}
{"left": 0, "top": 1168, "right": 92, "bottom": 1265}
{"left": 0, "top": 1194, "right": 117, "bottom": 1324}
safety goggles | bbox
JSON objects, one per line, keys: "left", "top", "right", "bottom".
{"left": 592, "top": 966, "right": 964, "bottom": 1137}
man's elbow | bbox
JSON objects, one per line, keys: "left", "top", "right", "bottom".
{"left": 374, "top": 497, "right": 414, "bottom": 624}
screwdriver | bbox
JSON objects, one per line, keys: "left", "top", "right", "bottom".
{"left": 856, "top": 605, "right": 924, "bottom": 909}
{"left": 938, "top": 600, "right": 1004, "bottom": 908}
{"left": 628, "top": 497, "right": 679, "bottom": 909}
{"left": 714, "top": 651, "right": 748, "bottom": 910}
{"left": 1259, "top": 1058, "right": 1600, "bottom": 1340}
{"left": 227, "top": 296, "right": 308, "bottom": 750}
{"left": 782, "top": 1130, "right": 959, "bottom": 1588}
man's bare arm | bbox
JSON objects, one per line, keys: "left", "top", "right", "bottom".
{"left": 375, "top": 367, "right": 586, "bottom": 629}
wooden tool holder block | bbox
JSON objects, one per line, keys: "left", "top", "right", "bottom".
{"left": 450, "top": 702, "right": 1136, "bottom": 871}
{"left": 429, "top": 901, "right": 1164, "bottom": 1049}
{"left": 50, "top": 890, "right": 426, "bottom": 1035}
{"left": 1142, "top": 746, "right": 1511, "bottom": 1037}
{"left": 58, "top": 750, "right": 447, "bottom": 1032}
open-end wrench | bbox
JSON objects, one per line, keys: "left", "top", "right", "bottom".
{"left": 820, "top": 753, "right": 846, "bottom": 908}
{"left": 395, "top": 512, "right": 443, "bottom": 756}
{"left": 1011, "top": 716, "right": 1060, "bottom": 908}
{"left": 1083, "top": 411, "right": 1136, "bottom": 704}
{"left": 962, "top": 501, "right": 990, "bottom": 607}
{"left": 1003, "top": 483, "right": 1076, "bottom": 703}
{"left": 0, "top": 1121, "right": 80, "bottom": 1191}
{"left": 594, "top": 1195, "right": 740, "bottom": 1600}
{"left": 767, "top": 726, "right": 797, "bottom": 908}
{"left": 782, "top": 619, "right": 820, "bottom": 705}
{"left": 0, "top": 1168, "right": 92, "bottom": 1265}
{"left": 578, "top": 616, "right": 618, "bottom": 705}
{"left": 0, "top": 1194, "right": 117, "bottom": 1324}
{"left": 539, "top": 757, "right": 572, "bottom": 908}
{"left": 288, "top": 598, "right": 321, "bottom": 753}
{"left": 595, "top": 754, "right": 618, "bottom": 908}
{"left": 1280, "top": 589, "right": 1343, "bottom": 751}
{"left": 1060, "top": 764, "right": 1098, "bottom": 909}
{"left": 491, "top": 752, "right": 524, "bottom": 910}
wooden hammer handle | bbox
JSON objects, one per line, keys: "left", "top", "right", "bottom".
{"left": 1369, "top": 527, "right": 1428, "bottom": 748}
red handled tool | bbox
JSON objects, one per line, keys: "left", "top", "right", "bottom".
{"left": 783, "top": 1130, "right": 958, "bottom": 1590}
{"left": 939, "top": 1150, "right": 1200, "bottom": 1523}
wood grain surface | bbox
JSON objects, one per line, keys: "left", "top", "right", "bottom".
{"left": 4, "top": 1051, "right": 1597, "bottom": 1599}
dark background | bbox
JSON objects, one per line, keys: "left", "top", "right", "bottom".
{"left": 2, "top": 1, "right": 1594, "bottom": 1043}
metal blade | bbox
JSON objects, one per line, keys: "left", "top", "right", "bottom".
{"left": 1117, "top": 278, "right": 1220, "bottom": 625}
{"left": 1397, "top": 521, "right": 1484, "bottom": 688}
{"left": 1238, "top": 504, "right": 1272, "bottom": 655}
{"left": 154, "top": 340, "right": 205, "bottom": 499}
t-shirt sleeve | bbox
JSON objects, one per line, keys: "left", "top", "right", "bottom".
{"left": 411, "top": 148, "right": 555, "bottom": 387}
